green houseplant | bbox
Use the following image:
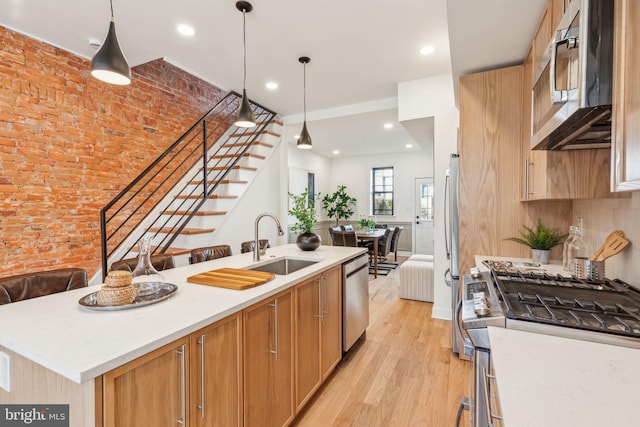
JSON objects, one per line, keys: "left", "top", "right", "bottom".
{"left": 320, "top": 185, "right": 357, "bottom": 226}
{"left": 357, "top": 216, "right": 376, "bottom": 232}
{"left": 505, "top": 218, "right": 567, "bottom": 263}
{"left": 288, "top": 189, "right": 321, "bottom": 251}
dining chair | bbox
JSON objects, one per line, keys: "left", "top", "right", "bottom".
{"left": 0, "top": 268, "right": 88, "bottom": 305}
{"left": 372, "top": 228, "right": 395, "bottom": 274}
{"left": 110, "top": 253, "right": 176, "bottom": 272}
{"left": 380, "top": 226, "right": 403, "bottom": 267}
{"left": 190, "top": 245, "right": 232, "bottom": 264}
{"left": 342, "top": 224, "right": 354, "bottom": 231}
{"left": 240, "top": 239, "right": 270, "bottom": 254}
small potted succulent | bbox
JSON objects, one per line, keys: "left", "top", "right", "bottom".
{"left": 504, "top": 218, "right": 567, "bottom": 264}
{"left": 288, "top": 189, "right": 321, "bottom": 251}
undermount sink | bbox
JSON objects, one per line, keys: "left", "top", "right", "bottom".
{"left": 248, "top": 257, "right": 318, "bottom": 275}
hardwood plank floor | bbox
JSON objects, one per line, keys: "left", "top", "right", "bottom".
{"left": 294, "top": 261, "right": 471, "bottom": 426}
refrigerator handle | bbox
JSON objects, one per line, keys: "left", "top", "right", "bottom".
{"left": 444, "top": 172, "right": 450, "bottom": 260}
{"left": 444, "top": 268, "right": 452, "bottom": 287}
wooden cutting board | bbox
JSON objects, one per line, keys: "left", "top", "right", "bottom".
{"left": 187, "top": 268, "right": 275, "bottom": 290}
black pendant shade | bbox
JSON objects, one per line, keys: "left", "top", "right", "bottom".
{"left": 297, "top": 56, "right": 312, "bottom": 149}
{"left": 91, "top": 2, "right": 131, "bottom": 86}
{"left": 234, "top": 1, "right": 256, "bottom": 128}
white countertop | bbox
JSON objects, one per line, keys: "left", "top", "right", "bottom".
{"left": 488, "top": 326, "right": 640, "bottom": 427}
{"left": 0, "top": 244, "right": 365, "bottom": 384}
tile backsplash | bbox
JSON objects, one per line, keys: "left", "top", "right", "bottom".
{"left": 573, "top": 192, "right": 640, "bottom": 286}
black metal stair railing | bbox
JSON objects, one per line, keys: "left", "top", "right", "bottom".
{"left": 99, "top": 91, "right": 278, "bottom": 279}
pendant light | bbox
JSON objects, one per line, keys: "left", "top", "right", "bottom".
{"left": 234, "top": 1, "right": 256, "bottom": 128}
{"left": 91, "top": 0, "right": 131, "bottom": 85}
{"left": 297, "top": 56, "right": 312, "bottom": 149}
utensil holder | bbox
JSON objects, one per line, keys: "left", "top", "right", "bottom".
{"left": 574, "top": 257, "right": 605, "bottom": 280}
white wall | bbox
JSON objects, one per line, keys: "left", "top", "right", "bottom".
{"left": 398, "top": 74, "right": 459, "bottom": 320}
{"left": 329, "top": 151, "right": 432, "bottom": 223}
{"left": 287, "top": 144, "right": 332, "bottom": 224}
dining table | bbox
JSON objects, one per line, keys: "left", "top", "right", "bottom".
{"left": 356, "top": 228, "right": 386, "bottom": 278}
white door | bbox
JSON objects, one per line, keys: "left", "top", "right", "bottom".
{"left": 414, "top": 177, "right": 434, "bottom": 254}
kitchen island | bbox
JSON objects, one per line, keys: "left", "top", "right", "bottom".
{"left": 0, "top": 244, "right": 365, "bottom": 426}
{"left": 488, "top": 326, "right": 640, "bottom": 427}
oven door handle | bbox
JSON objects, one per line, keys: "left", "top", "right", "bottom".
{"left": 455, "top": 300, "right": 474, "bottom": 357}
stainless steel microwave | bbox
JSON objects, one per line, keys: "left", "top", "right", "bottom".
{"left": 531, "top": 0, "right": 614, "bottom": 150}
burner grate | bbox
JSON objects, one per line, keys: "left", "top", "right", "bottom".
{"left": 493, "top": 272, "right": 640, "bottom": 338}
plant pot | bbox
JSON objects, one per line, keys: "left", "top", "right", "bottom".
{"left": 296, "top": 232, "right": 321, "bottom": 251}
{"left": 532, "top": 249, "right": 550, "bottom": 264}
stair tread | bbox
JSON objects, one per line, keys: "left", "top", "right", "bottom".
{"left": 148, "top": 227, "right": 215, "bottom": 235}
{"left": 230, "top": 130, "right": 280, "bottom": 138}
{"left": 187, "top": 179, "right": 248, "bottom": 185}
{"left": 162, "top": 210, "right": 227, "bottom": 216}
{"left": 208, "top": 165, "right": 257, "bottom": 171}
{"left": 175, "top": 194, "right": 238, "bottom": 200}
{"left": 149, "top": 246, "right": 192, "bottom": 256}
{"left": 222, "top": 141, "right": 274, "bottom": 149}
{"left": 211, "top": 152, "right": 266, "bottom": 160}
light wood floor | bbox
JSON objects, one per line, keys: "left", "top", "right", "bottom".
{"left": 294, "top": 262, "right": 471, "bottom": 426}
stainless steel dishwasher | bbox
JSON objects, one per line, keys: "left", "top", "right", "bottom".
{"left": 342, "top": 253, "right": 370, "bottom": 351}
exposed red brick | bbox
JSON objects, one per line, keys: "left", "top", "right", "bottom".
{"left": 0, "top": 26, "right": 228, "bottom": 279}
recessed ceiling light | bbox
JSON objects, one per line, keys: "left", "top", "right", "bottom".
{"left": 265, "top": 81, "right": 278, "bottom": 90}
{"left": 384, "top": 123, "right": 393, "bottom": 129}
{"left": 333, "top": 150, "right": 340, "bottom": 155}
{"left": 177, "top": 24, "right": 195, "bottom": 37}
{"left": 419, "top": 46, "right": 434, "bottom": 55}
{"left": 405, "top": 144, "right": 414, "bottom": 149}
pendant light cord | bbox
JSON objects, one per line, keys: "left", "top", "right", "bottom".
{"left": 242, "top": 9, "right": 247, "bottom": 90}
{"left": 109, "top": 0, "right": 114, "bottom": 20}
{"left": 303, "top": 62, "right": 307, "bottom": 121}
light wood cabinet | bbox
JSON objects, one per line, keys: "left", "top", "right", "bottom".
{"left": 102, "top": 337, "right": 190, "bottom": 427}
{"left": 295, "top": 266, "right": 342, "bottom": 411}
{"left": 243, "top": 288, "right": 295, "bottom": 427}
{"left": 611, "top": 0, "right": 640, "bottom": 191}
{"left": 101, "top": 313, "right": 243, "bottom": 427}
{"left": 190, "top": 312, "right": 243, "bottom": 427}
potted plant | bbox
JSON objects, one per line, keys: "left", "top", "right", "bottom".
{"left": 288, "top": 189, "right": 321, "bottom": 251}
{"left": 320, "top": 185, "right": 357, "bottom": 226}
{"left": 357, "top": 216, "right": 376, "bottom": 232}
{"left": 504, "top": 218, "right": 567, "bottom": 263}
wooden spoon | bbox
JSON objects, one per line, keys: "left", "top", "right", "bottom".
{"left": 595, "top": 233, "right": 631, "bottom": 262}
{"left": 590, "top": 230, "right": 625, "bottom": 261}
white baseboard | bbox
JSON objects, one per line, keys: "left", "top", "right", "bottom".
{"left": 431, "top": 305, "right": 452, "bottom": 320}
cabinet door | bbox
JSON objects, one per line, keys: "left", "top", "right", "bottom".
{"left": 190, "top": 312, "right": 243, "bottom": 427}
{"left": 612, "top": 0, "right": 640, "bottom": 191}
{"left": 102, "top": 337, "right": 189, "bottom": 427}
{"left": 244, "top": 289, "right": 294, "bottom": 427}
{"left": 295, "top": 276, "right": 322, "bottom": 410}
{"left": 320, "top": 266, "right": 342, "bottom": 380}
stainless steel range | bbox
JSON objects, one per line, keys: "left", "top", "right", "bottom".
{"left": 456, "top": 265, "right": 640, "bottom": 427}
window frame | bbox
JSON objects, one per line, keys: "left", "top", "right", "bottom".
{"left": 371, "top": 166, "right": 394, "bottom": 216}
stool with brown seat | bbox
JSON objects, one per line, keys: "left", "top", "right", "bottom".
{"left": 240, "top": 239, "right": 270, "bottom": 254}
{"left": 190, "top": 245, "right": 232, "bottom": 264}
{"left": 0, "top": 268, "right": 88, "bottom": 305}
{"left": 110, "top": 253, "right": 175, "bottom": 273}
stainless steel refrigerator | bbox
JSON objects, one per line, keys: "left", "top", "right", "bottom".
{"left": 444, "top": 153, "right": 471, "bottom": 360}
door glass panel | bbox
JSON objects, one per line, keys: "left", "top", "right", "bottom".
{"left": 419, "top": 182, "right": 434, "bottom": 221}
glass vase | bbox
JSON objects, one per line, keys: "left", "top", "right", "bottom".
{"left": 132, "top": 236, "right": 165, "bottom": 296}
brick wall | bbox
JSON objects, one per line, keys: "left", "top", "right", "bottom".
{"left": 0, "top": 26, "right": 227, "bottom": 278}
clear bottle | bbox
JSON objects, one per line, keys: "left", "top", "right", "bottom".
{"left": 132, "top": 235, "right": 165, "bottom": 295}
{"left": 567, "top": 226, "right": 587, "bottom": 276}
{"left": 562, "top": 226, "right": 576, "bottom": 272}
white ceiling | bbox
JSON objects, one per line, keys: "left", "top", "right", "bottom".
{"left": 1, "top": 0, "right": 545, "bottom": 158}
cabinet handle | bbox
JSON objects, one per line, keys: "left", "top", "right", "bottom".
{"left": 525, "top": 157, "right": 535, "bottom": 197}
{"left": 482, "top": 367, "right": 503, "bottom": 424}
{"left": 197, "top": 335, "right": 206, "bottom": 419}
{"left": 315, "top": 277, "right": 323, "bottom": 319}
{"left": 269, "top": 299, "right": 279, "bottom": 360}
{"left": 323, "top": 274, "right": 329, "bottom": 317}
{"left": 177, "top": 344, "right": 186, "bottom": 426}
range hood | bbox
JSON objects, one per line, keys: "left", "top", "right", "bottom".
{"left": 531, "top": 0, "right": 614, "bottom": 151}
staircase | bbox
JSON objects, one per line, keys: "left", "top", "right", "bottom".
{"left": 99, "top": 91, "right": 280, "bottom": 280}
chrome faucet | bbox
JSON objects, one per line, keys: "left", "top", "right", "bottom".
{"left": 254, "top": 212, "right": 285, "bottom": 261}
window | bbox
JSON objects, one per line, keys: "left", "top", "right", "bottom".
{"left": 371, "top": 167, "right": 394, "bottom": 215}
